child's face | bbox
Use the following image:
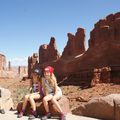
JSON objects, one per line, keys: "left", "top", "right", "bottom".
{"left": 44, "top": 71, "right": 51, "bottom": 79}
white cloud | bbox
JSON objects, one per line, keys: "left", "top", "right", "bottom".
{"left": 9, "top": 57, "right": 28, "bottom": 66}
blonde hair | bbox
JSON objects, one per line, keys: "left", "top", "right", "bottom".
{"left": 49, "top": 73, "right": 57, "bottom": 86}
{"left": 43, "top": 73, "right": 57, "bottom": 87}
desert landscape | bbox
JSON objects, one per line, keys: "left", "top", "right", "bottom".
{"left": 0, "top": 12, "right": 120, "bottom": 120}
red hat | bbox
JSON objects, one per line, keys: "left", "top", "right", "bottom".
{"left": 44, "top": 66, "right": 54, "bottom": 75}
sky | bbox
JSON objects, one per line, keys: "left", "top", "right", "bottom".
{"left": 0, "top": 0, "right": 120, "bottom": 66}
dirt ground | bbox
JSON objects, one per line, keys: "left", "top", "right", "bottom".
{"left": 0, "top": 78, "right": 120, "bottom": 112}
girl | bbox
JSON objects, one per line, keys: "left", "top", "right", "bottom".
{"left": 18, "top": 68, "right": 44, "bottom": 119}
{"left": 41, "top": 66, "right": 66, "bottom": 120}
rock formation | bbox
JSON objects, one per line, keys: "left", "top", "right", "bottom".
{"left": 0, "top": 54, "right": 19, "bottom": 79}
{"left": 79, "top": 12, "right": 120, "bottom": 69}
{"left": 28, "top": 12, "right": 120, "bottom": 85}
{"left": 54, "top": 27, "right": 85, "bottom": 81}
{"left": 91, "top": 67, "right": 111, "bottom": 87}
{"left": 68, "top": 13, "right": 120, "bottom": 83}
{"left": 18, "top": 66, "right": 28, "bottom": 77}
{"left": 62, "top": 28, "right": 85, "bottom": 59}
{"left": 8, "top": 61, "right": 11, "bottom": 71}
{"left": 60, "top": 12, "right": 120, "bottom": 85}
{"left": 39, "top": 37, "right": 60, "bottom": 64}
{"left": 28, "top": 53, "right": 38, "bottom": 78}
{"left": 0, "top": 53, "right": 6, "bottom": 70}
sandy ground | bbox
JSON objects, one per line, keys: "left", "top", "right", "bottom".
{"left": 0, "top": 111, "right": 101, "bottom": 120}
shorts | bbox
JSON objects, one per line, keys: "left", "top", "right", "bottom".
{"left": 49, "top": 87, "right": 62, "bottom": 100}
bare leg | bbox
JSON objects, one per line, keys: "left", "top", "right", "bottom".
{"left": 22, "top": 94, "right": 30, "bottom": 110}
{"left": 18, "top": 94, "right": 30, "bottom": 118}
{"left": 51, "top": 95, "right": 66, "bottom": 120}
{"left": 29, "top": 93, "right": 41, "bottom": 111}
{"left": 51, "top": 94, "right": 63, "bottom": 113}
{"left": 43, "top": 94, "right": 53, "bottom": 113}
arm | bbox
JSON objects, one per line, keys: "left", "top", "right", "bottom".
{"left": 29, "top": 78, "right": 33, "bottom": 93}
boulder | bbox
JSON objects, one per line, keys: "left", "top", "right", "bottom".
{"left": 74, "top": 94, "right": 120, "bottom": 120}
{"left": 0, "top": 87, "right": 14, "bottom": 110}
{"left": 114, "top": 98, "right": 120, "bottom": 120}
{"left": 17, "top": 95, "right": 70, "bottom": 116}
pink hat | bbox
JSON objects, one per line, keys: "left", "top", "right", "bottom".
{"left": 44, "top": 66, "right": 54, "bottom": 75}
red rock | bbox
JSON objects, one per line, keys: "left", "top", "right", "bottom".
{"left": 17, "top": 95, "right": 70, "bottom": 116}
{"left": 39, "top": 37, "right": 60, "bottom": 64}
{"left": 62, "top": 28, "right": 85, "bottom": 59}
{"left": 28, "top": 53, "right": 38, "bottom": 78}
{"left": 28, "top": 12, "right": 120, "bottom": 85}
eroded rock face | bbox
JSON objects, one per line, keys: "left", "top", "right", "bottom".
{"left": 76, "top": 12, "right": 120, "bottom": 69}
{"left": 39, "top": 37, "right": 60, "bottom": 64}
{"left": 91, "top": 67, "right": 111, "bottom": 87}
{"left": 28, "top": 12, "right": 120, "bottom": 85}
{"left": 89, "top": 12, "right": 120, "bottom": 47}
{"left": 0, "top": 54, "right": 6, "bottom": 70}
{"left": 28, "top": 53, "right": 39, "bottom": 78}
{"left": 54, "top": 28, "right": 86, "bottom": 80}
{"left": 65, "top": 12, "right": 120, "bottom": 85}
{"left": 62, "top": 28, "right": 85, "bottom": 59}
{"left": 27, "top": 27, "right": 85, "bottom": 82}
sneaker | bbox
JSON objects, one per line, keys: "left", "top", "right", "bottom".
{"left": 28, "top": 110, "right": 37, "bottom": 120}
{"left": 0, "top": 109, "right": 5, "bottom": 114}
{"left": 60, "top": 113, "right": 66, "bottom": 120}
{"left": 17, "top": 112, "right": 23, "bottom": 118}
{"left": 41, "top": 113, "right": 51, "bottom": 120}
{"left": 28, "top": 115, "right": 36, "bottom": 120}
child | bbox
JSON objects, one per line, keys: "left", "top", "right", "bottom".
{"left": 41, "top": 66, "right": 66, "bottom": 120}
{"left": 18, "top": 68, "right": 44, "bottom": 119}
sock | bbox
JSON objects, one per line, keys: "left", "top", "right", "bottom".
{"left": 60, "top": 112, "right": 65, "bottom": 117}
{"left": 46, "top": 112, "right": 50, "bottom": 115}
{"left": 61, "top": 112, "right": 64, "bottom": 115}
{"left": 22, "top": 109, "right": 25, "bottom": 113}
{"left": 32, "top": 110, "right": 37, "bottom": 116}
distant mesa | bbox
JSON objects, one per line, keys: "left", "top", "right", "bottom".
{"left": 0, "top": 53, "right": 27, "bottom": 79}
{"left": 0, "top": 53, "right": 6, "bottom": 70}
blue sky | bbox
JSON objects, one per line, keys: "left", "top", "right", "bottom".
{"left": 0, "top": 0, "right": 120, "bottom": 66}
